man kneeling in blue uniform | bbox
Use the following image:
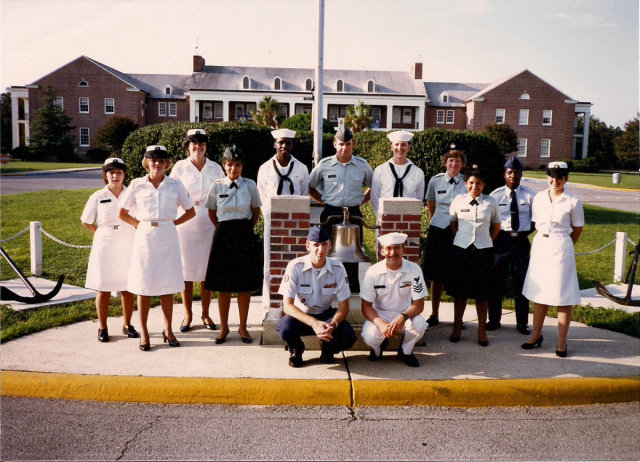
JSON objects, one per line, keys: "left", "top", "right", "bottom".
{"left": 277, "top": 225, "right": 357, "bottom": 367}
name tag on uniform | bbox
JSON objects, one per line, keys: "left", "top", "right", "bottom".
{"left": 328, "top": 174, "right": 337, "bottom": 178}
{"left": 461, "top": 208, "right": 470, "bottom": 212}
{"left": 499, "top": 203, "right": 507, "bottom": 206}
{"left": 437, "top": 190, "right": 446, "bottom": 194}
{"left": 400, "top": 282, "right": 411, "bottom": 288}
{"left": 374, "top": 285, "right": 386, "bottom": 289}
{"left": 219, "top": 194, "right": 229, "bottom": 198}
{"left": 100, "top": 199, "right": 112, "bottom": 203}
{"left": 300, "top": 283, "right": 310, "bottom": 287}
{"left": 323, "top": 283, "right": 336, "bottom": 289}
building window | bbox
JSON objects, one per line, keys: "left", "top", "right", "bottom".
{"left": 203, "top": 103, "right": 212, "bottom": 119}
{"left": 169, "top": 102, "right": 177, "bottom": 117}
{"left": 242, "top": 76, "right": 251, "bottom": 89}
{"left": 520, "top": 91, "right": 530, "bottom": 100}
{"left": 402, "top": 108, "right": 412, "bottom": 124}
{"left": 305, "top": 78, "right": 313, "bottom": 91}
{"left": 54, "top": 97, "right": 63, "bottom": 109}
{"left": 104, "top": 98, "right": 115, "bottom": 114}
{"left": 436, "top": 110, "right": 445, "bottom": 124}
{"left": 79, "top": 97, "right": 89, "bottom": 113}
{"left": 79, "top": 128, "right": 90, "bottom": 147}
{"left": 274, "top": 77, "right": 282, "bottom": 90}
{"left": 158, "top": 102, "right": 167, "bottom": 117}
{"left": 446, "top": 110, "right": 454, "bottom": 124}
{"left": 441, "top": 91, "right": 449, "bottom": 103}
{"left": 233, "top": 102, "right": 256, "bottom": 121}
{"left": 371, "top": 106, "right": 381, "bottom": 120}
{"left": 517, "top": 138, "right": 527, "bottom": 157}
{"left": 367, "top": 80, "right": 375, "bottom": 92}
{"left": 392, "top": 108, "right": 401, "bottom": 124}
{"left": 495, "top": 109, "right": 505, "bottom": 124}
{"left": 542, "top": 110, "right": 553, "bottom": 125}
{"left": 165, "top": 86, "right": 171, "bottom": 95}
{"left": 336, "top": 79, "right": 344, "bottom": 92}
{"left": 519, "top": 109, "right": 529, "bottom": 125}
{"left": 540, "top": 139, "right": 551, "bottom": 157}
{"left": 79, "top": 81, "right": 88, "bottom": 87}
{"left": 295, "top": 104, "right": 312, "bottom": 115}
{"left": 214, "top": 102, "right": 223, "bottom": 119}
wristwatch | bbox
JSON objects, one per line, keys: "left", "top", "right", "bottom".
{"left": 401, "top": 313, "right": 409, "bottom": 321}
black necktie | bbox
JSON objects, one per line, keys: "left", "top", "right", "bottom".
{"left": 229, "top": 181, "right": 238, "bottom": 189}
{"left": 449, "top": 177, "right": 456, "bottom": 185}
{"left": 273, "top": 160, "right": 295, "bottom": 195}
{"left": 389, "top": 163, "right": 412, "bottom": 197}
{"left": 510, "top": 189, "right": 519, "bottom": 231}
{"left": 470, "top": 198, "right": 478, "bottom": 206}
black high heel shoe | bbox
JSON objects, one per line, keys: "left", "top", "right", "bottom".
{"left": 202, "top": 316, "right": 217, "bottom": 331}
{"left": 162, "top": 330, "right": 180, "bottom": 347}
{"left": 556, "top": 346, "right": 568, "bottom": 358}
{"left": 179, "top": 318, "right": 191, "bottom": 333}
{"left": 139, "top": 339, "right": 150, "bottom": 351}
{"left": 521, "top": 335, "right": 543, "bottom": 350}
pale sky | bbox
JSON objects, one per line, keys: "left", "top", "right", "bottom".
{"left": 1, "top": 0, "right": 637, "bottom": 128}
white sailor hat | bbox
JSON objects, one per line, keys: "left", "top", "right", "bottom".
{"left": 547, "top": 161, "right": 568, "bottom": 170}
{"left": 387, "top": 130, "right": 414, "bottom": 143}
{"left": 377, "top": 232, "right": 408, "bottom": 247}
{"left": 144, "top": 145, "right": 169, "bottom": 158}
{"left": 271, "top": 128, "right": 296, "bottom": 139}
{"left": 546, "top": 161, "right": 569, "bottom": 177}
{"left": 185, "top": 128, "right": 207, "bottom": 143}
{"left": 102, "top": 157, "right": 127, "bottom": 172}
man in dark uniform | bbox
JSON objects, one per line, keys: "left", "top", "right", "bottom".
{"left": 308, "top": 125, "right": 373, "bottom": 293}
{"left": 488, "top": 157, "right": 535, "bottom": 334}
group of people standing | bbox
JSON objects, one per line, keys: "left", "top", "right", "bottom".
{"left": 81, "top": 124, "right": 584, "bottom": 365}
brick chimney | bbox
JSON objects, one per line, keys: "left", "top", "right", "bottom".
{"left": 413, "top": 62, "right": 423, "bottom": 80}
{"left": 193, "top": 55, "right": 205, "bottom": 72}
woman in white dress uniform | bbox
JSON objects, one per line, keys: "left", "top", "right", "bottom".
{"left": 170, "top": 129, "right": 225, "bottom": 333}
{"left": 521, "top": 161, "right": 584, "bottom": 357}
{"left": 81, "top": 157, "right": 138, "bottom": 343}
{"left": 118, "top": 145, "right": 195, "bottom": 351}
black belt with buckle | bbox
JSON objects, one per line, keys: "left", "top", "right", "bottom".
{"left": 509, "top": 231, "right": 519, "bottom": 237}
{"left": 112, "top": 225, "right": 120, "bottom": 230}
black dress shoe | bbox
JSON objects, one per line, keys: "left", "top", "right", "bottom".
{"left": 556, "top": 346, "right": 568, "bottom": 358}
{"left": 139, "top": 341, "right": 150, "bottom": 351}
{"left": 122, "top": 325, "right": 139, "bottom": 338}
{"left": 478, "top": 339, "right": 489, "bottom": 347}
{"left": 397, "top": 347, "right": 419, "bottom": 367}
{"left": 162, "top": 330, "right": 180, "bottom": 347}
{"left": 97, "top": 328, "right": 109, "bottom": 343}
{"left": 369, "top": 338, "right": 389, "bottom": 361}
{"left": 288, "top": 343, "right": 305, "bottom": 368}
{"left": 486, "top": 321, "right": 501, "bottom": 331}
{"left": 521, "top": 335, "right": 543, "bottom": 350}
{"left": 517, "top": 324, "right": 531, "bottom": 335}
{"left": 426, "top": 314, "right": 439, "bottom": 327}
{"left": 215, "top": 333, "right": 228, "bottom": 344}
{"left": 202, "top": 317, "right": 216, "bottom": 331}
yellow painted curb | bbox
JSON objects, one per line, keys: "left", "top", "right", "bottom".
{"left": 0, "top": 371, "right": 351, "bottom": 406}
{"left": 353, "top": 376, "right": 640, "bottom": 407}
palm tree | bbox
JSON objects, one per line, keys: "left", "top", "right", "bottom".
{"left": 252, "top": 95, "right": 283, "bottom": 129}
{"left": 344, "top": 101, "right": 373, "bottom": 133}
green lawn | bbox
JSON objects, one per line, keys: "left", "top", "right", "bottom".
{"left": 0, "top": 160, "right": 101, "bottom": 175}
{"left": 523, "top": 170, "right": 640, "bottom": 190}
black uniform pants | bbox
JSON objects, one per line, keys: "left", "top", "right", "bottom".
{"left": 276, "top": 308, "right": 357, "bottom": 354}
{"left": 319, "top": 205, "right": 363, "bottom": 293}
{"left": 488, "top": 231, "right": 531, "bottom": 326}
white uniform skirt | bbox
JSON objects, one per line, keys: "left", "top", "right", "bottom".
{"left": 176, "top": 205, "right": 214, "bottom": 282}
{"left": 85, "top": 225, "right": 135, "bottom": 292}
{"left": 127, "top": 221, "right": 185, "bottom": 296}
{"left": 522, "top": 233, "right": 580, "bottom": 306}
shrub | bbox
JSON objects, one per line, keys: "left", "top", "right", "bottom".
{"left": 280, "top": 113, "right": 334, "bottom": 133}
{"left": 10, "top": 146, "right": 37, "bottom": 161}
{"left": 85, "top": 148, "right": 111, "bottom": 162}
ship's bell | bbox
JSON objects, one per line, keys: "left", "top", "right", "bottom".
{"left": 327, "top": 222, "right": 370, "bottom": 263}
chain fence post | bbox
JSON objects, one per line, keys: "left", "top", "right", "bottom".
{"left": 30, "top": 221, "right": 42, "bottom": 276}
{"left": 613, "top": 231, "right": 627, "bottom": 283}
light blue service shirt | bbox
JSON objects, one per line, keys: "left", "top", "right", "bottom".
{"left": 205, "top": 176, "right": 261, "bottom": 222}
{"left": 309, "top": 155, "right": 373, "bottom": 207}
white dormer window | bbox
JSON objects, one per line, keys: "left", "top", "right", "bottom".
{"left": 367, "top": 80, "right": 375, "bottom": 93}
{"left": 305, "top": 78, "right": 313, "bottom": 91}
{"left": 520, "top": 91, "right": 530, "bottom": 100}
{"left": 165, "top": 85, "right": 172, "bottom": 95}
{"left": 242, "top": 76, "right": 251, "bottom": 90}
{"left": 274, "top": 77, "right": 282, "bottom": 91}
{"left": 336, "top": 79, "right": 344, "bottom": 92}
{"left": 441, "top": 91, "right": 449, "bottom": 103}
{"left": 79, "top": 81, "right": 89, "bottom": 87}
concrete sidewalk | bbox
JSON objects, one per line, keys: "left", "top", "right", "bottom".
{"left": 1, "top": 295, "right": 638, "bottom": 407}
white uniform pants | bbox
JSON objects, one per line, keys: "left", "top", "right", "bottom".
{"left": 361, "top": 310, "right": 427, "bottom": 355}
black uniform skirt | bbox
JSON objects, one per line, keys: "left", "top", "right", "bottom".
{"left": 421, "top": 225, "right": 455, "bottom": 283}
{"left": 445, "top": 245, "right": 495, "bottom": 300}
{"left": 204, "top": 219, "right": 262, "bottom": 293}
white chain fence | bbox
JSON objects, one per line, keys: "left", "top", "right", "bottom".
{"left": 0, "top": 226, "right": 29, "bottom": 244}
{"left": 40, "top": 227, "right": 92, "bottom": 249}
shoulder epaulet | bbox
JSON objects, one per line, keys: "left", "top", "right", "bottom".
{"left": 432, "top": 172, "right": 445, "bottom": 178}
{"left": 352, "top": 156, "right": 370, "bottom": 165}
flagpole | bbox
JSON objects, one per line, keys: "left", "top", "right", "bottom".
{"left": 313, "top": 0, "right": 324, "bottom": 166}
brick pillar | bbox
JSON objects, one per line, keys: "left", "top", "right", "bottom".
{"left": 377, "top": 198, "right": 422, "bottom": 263}
{"left": 265, "top": 196, "right": 310, "bottom": 321}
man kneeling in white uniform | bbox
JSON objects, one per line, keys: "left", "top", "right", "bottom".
{"left": 360, "top": 232, "right": 428, "bottom": 367}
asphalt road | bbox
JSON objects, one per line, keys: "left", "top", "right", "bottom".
{"left": 2, "top": 398, "right": 638, "bottom": 461}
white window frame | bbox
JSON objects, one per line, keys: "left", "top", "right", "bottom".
{"left": 495, "top": 108, "right": 505, "bottom": 124}
{"left": 392, "top": 107, "right": 401, "bottom": 124}
{"left": 242, "top": 76, "right": 251, "bottom": 90}
{"left": 54, "top": 97, "right": 63, "bottom": 109}
{"left": 540, "top": 139, "right": 551, "bottom": 158}
{"left": 203, "top": 102, "right": 212, "bottom": 119}
{"left": 336, "top": 79, "right": 344, "bottom": 92}
{"left": 158, "top": 102, "right": 167, "bottom": 117}
{"left": 165, "top": 86, "right": 171, "bottom": 95}
{"left": 169, "top": 102, "right": 177, "bottom": 117}
{"left": 79, "top": 97, "right": 89, "bottom": 113}
{"left": 519, "top": 109, "right": 529, "bottom": 125}
{"left": 214, "top": 102, "right": 223, "bottom": 119}
{"left": 441, "top": 91, "right": 449, "bottom": 103}
{"left": 305, "top": 78, "right": 313, "bottom": 91}
{"left": 542, "top": 110, "right": 553, "bottom": 126}
{"left": 274, "top": 77, "right": 282, "bottom": 91}
{"left": 367, "top": 80, "right": 375, "bottom": 93}
{"left": 104, "top": 98, "right": 115, "bottom": 114}
{"left": 517, "top": 138, "right": 527, "bottom": 157}
{"left": 446, "top": 110, "right": 454, "bottom": 124}
{"left": 79, "top": 127, "right": 90, "bottom": 147}
{"left": 520, "top": 91, "right": 530, "bottom": 100}
{"left": 78, "top": 81, "right": 89, "bottom": 87}
{"left": 436, "top": 110, "right": 445, "bottom": 124}
{"left": 329, "top": 106, "right": 338, "bottom": 122}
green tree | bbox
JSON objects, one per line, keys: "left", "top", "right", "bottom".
{"left": 28, "top": 86, "right": 75, "bottom": 161}
{"left": 581, "top": 116, "right": 622, "bottom": 169}
{"left": 482, "top": 123, "right": 518, "bottom": 156}
{"left": 252, "top": 95, "right": 283, "bottom": 128}
{"left": 343, "top": 101, "right": 373, "bottom": 133}
{"left": 614, "top": 116, "right": 639, "bottom": 171}
{"left": 280, "top": 113, "right": 334, "bottom": 133}
{"left": 1, "top": 92, "right": 12, "bottom": 153}
{"left": 96, "top": 116, "right": 138, "bottom": 155}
